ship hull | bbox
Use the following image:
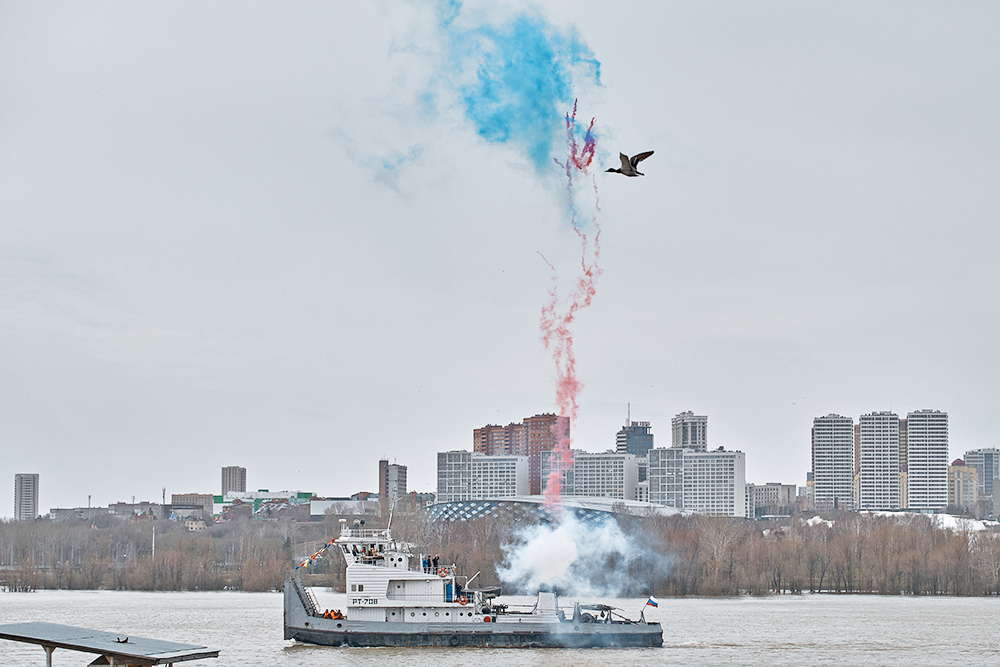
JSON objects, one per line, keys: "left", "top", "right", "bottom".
{"left": 286, "top": 622, "right": 663, "bottom": 648}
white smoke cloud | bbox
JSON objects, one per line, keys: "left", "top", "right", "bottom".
{"left": 496, "top": 513, "right": 674, "bottom": 597}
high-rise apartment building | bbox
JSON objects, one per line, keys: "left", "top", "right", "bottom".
{"left": 541, "top": 450, "right": 638, "bottom": 500}
{"left": 473, "top": 413, "right": 566, "bottom": 495}
{"left": 14, "top": 473, "right": 39, "bottom": 522}
{"left": 472, "top": 454, "right": 528, "bottom": 499}
{"left": 671, "top": 411, "right": 708, "bottom": 451}
{"left": 436, "top": 451, "right": 528, "bottom": 503}
{"left": 905, "top": 410, "right": 949, "bottom": 511}
{"left": 615, "top": 419, "right": 654, "bottom": 457}
{"left": 811, "top": 414, "right": 855, "bottom": 511}
{"left": 378, "top": 459, "right": 407, "bottom": 501}
{"left": 648, "top": 447, "right": 747, "bottom": 517}
{"left": 648, "top": 447, "right": 685, "bottom": 508}
{"left": 437, "top": 451, "right": 472, "bottom": 503}
{"left": 524, "top": 414, "right": 565, "bottom": 495}
{"left": 473, "top": 424, "right": 513, "bottom": 455}
{"left": 859, "top": 412, "right": 901, "bottom": 510}
{"left": 682, "top": 449, "right": 747, "bottom": 517}
{"left": 221, "top": 466, "right": 247, "bottom": 496}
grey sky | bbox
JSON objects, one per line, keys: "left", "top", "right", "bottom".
{"left": 2, "top": 1, "right": 998, "bottom": 517}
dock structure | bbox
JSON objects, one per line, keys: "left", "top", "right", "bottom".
{"left": 0, "top": 622, "right": 219, "bottom": 666}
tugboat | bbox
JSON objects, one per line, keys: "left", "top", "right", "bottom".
{"left": 284, "top": 518, "right": 663, "bottom": 648}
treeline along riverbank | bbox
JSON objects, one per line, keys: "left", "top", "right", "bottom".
{"left": 3, "top": 508, "right": 999, "bottom": 596}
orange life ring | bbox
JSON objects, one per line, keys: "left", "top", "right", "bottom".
{"left": 458, "top": 596, "right": 467, "bottom": 605}
{"left": 483, "top": 616, "right": 492, "bottom": 623}
{"left": 438, "top": 568, "right": 447, "bottom": 577}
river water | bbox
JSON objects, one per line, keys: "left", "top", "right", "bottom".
{"left": 1, "top": 589, "right": 998, "bottom": 666}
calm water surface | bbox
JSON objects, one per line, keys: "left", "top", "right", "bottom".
{"left": 1, "top": 589, "right": 998, "bottom": 666}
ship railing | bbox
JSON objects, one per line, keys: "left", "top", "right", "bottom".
{"left": 339, "top": 528, "right": 389, "bottom": 539}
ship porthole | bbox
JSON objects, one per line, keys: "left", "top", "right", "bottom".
{"left": 449, "top": 635, "right": 460, "bottom": 646}
{"left": 410, "top": 612, "right": 415, "bottom": 617}
{"left": 435, "top": 612, "right": 439, "bottom": 617}
{"left": 574, "top": 626, "right": 580, "bottom": 631}
{"left": 445, "top": 612, "right": 450, "bottom": 616}
{"left": 337, "top": 623, "right": 343, "bottom": 628}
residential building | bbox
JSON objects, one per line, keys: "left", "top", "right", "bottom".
{"left": 184, "top": 516, "right": 207, "bottom": 532}
{"left": 671, "top": 411, "right": 708, "bottom": 451}
{"left": 471, "top": 454, "right": 528, "bottom": 499}
{"left": 859, "top": 412, "right": 901, "bottom": 510}
{"left": 964, "top": 448, "right": 999, "bottom": 515}
{"left": 948, "top": 460, "right": 978, "bottom": 511}
{"left": 749, "top": 482, "right": 797, "bottom": 516}
{"left": 14, "top": 473, "right": 39, "bottom": 522}
{"left": 542, "top": 450, "right": 638, "bottom": 500}
{"left": 683, "top": 449, "right": 747, "bottom": 517}
{"left": 472, "top": 413, "right": 566, "bottom": 494}
{"left": 811, "top": 414, "right": 855, "bottom": 511}
{"left": 473, "top": 424, "right": 513, "bottom": 455}
{"left": 524, "top": 413, "right": 565, "bottom": 495}
{"left": 905, "top": 410, "right": 949, "bottom": 511}
{"left": 648, "top": 447, "right": 747, "bottom": 517}
{"left": 648, "top": 447, "right": 685, "bottom": 508}
{"left": 221, "top": 466, "right": 247, "bottom": 496}
{"left": 378, "top": 459, "right": 407, "bottom": 502}
{"left": 436, "top": 451, "right": 528, "bottom": 503}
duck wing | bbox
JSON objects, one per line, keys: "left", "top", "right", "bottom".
{"left": 630, "top": 151, "right": 654, "bottom": 168}
{"left": 619, "top": 153, "right": 631, "bottom": 170}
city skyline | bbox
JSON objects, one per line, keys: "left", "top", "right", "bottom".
{"left": 3, "top": 3, "right": 999, "bottom": 517}
{"left": 1, "top": 404, "right": 983, "bottom": 519}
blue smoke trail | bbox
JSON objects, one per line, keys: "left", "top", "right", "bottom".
{"left": 437, "top": 2, "right": 601, "bottom": 173}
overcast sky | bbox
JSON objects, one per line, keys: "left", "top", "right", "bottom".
{"left": 2, "top": 1, "right": 998, "bottom": 517}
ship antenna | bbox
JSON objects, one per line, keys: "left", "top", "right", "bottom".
{"left": 386, "top": 491, "right": 396, "bottom": 536}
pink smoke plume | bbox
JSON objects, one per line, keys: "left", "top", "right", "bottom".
{"left": 542, "top": 100, "right": 602, "bottom": 512}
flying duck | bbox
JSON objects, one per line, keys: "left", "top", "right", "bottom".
{"left": 606, "top": 151, "right": 654, "bottom": 177}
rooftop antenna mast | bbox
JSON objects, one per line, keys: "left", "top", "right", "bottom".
{"left": 627, "top": 402, "right": 631, "bottom": 427}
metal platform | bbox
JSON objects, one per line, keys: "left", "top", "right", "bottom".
{"left": 0, "top": 622, "right": 219, "bottom": 666}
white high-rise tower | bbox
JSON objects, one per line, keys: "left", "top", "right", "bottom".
{"left": 859, "top": 412, "right": 900, "bottom": 510}
{"left": 905, "top": 410, "right": 949, "bottom": 511}
{"left": 812, "top": 414, "right": 855, "bottom": 511}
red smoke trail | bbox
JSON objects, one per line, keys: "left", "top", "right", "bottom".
{"left": 542, "top": 101, "right": 602, "bottom": 512}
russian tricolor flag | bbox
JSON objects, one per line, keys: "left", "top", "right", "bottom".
{"left": 646, "top": 596, "right": 658, "bottom": 608}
